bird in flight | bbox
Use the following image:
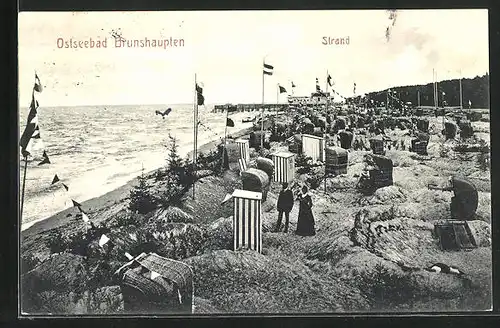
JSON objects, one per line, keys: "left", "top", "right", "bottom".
{"left": 155, "top": 108, "right": 172, "bottom": 119}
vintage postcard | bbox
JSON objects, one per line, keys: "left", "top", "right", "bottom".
{"left": 18, "top": 9, "right": 491, "bottom": 315}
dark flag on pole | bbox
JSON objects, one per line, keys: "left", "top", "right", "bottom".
{"left": 327, "top": 74, "right": 334, "bottom": 87}
{"left": 316, "top": 78, "right": 321, "bottom": 93}
{"left": 279, "top": 85, "right": 287, "bottom": 94}
{"left": 38, "top": 150, "right": 51, "bottom": 165}
{"left": 291, "top": 82, "right": 296, "bottom": 88}
{"left": 196, "top": 84, "right": 204, "bottom": 106}
{"left": 34, "top": 73, "right": 43, "bottom": 92}
{"left": 20, "top": 92, "right": 42, "bottom": 158}
{"left": 226, "top": 118, "right": 235, "bottom": 127}
{"left": 51, "top": 174, "right": 60, "bottom": 185}
{"left": 263, "top": 63, "right": 274, "bottom": 75}
{"left": 72, "top": 199, "right": 82, "bottom": 209}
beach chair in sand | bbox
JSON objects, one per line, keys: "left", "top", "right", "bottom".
{"left": 231, "top": 190, "right": 263, "bottom": 253}
{"left": 325, "top": 146, "right": 348, "bottom": 176}
{"left": 114, "top": 252, "right": 194, "bottom": 314}
{"left": 271, "top": 151, "right": 295, "bottom": 183}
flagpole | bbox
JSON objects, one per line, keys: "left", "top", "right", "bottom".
{"left": 261, "top": 58, "right": 265, "bottom": 149}
{"left": 459, "top": 69, "right": 463, "bottom": 110}
{"left": 20, "top": 155, "right": 28, "bottom": 220}
{"left": 324, "top": 71, "right": 328, "bottom": 194}
{"left": 193, "top": 74, "right": 197, "bottom": 200}
{"left": 223, "top": 109, "right": 229, "bottom": 167}
{"left": 275, "top": 84, "right": 279, "bottom": 136}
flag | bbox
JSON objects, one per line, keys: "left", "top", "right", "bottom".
{"left": 62, "top": 183, "right": 69, "bottom": 191}
{"left": 263, "top": 63, "right": 273, "bottom": 75}
{"left": 226, "top": 118, "right": 235, "bottom": 127}
{"left": 291, "top": 82, "right": 296, "bottom": 88}
{"left": 279, "top": 85, "right": 287, "bottom": 94}
{"left": 353, "top": 83, "right": 357, "bottom": 94}
{"left": 316, "top": 78, "right": 321, "bottom": 92}
{"left": 51, "top": 174, "right": 60, "bottom": 185}
{"left": 129, "top": 233, "right": 138, "bottom": 241}
{"left": 99, "top": 234, "right": 110, "bottom": 247}
{"left": 34, "top": 73, "right": 43, "bottom": 92}
{"left": 72, "top": 199, "right": 82, "bottom": 208}
{"left": 20, "top": 92, "right": 42, "bottom": 158}
{"left": 151, "top": 271, "right": 160, "bottom": 280}
{"left": 81, "top": 212, "right": 90, "bottom": 222}
{"left": 38, "top": 150, "right": 51, "bottom": 165}
{"left": 327, "top": 74, "right": 334, "bottom": 87}
{"left": 196, "top": 83, "right": 204, "bottom": 106}
{"left": 221, "top": 193, "right": 233, "bottom": 204}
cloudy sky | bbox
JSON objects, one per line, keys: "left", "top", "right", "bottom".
{"left": 18, "top": 9, "right": 489, "bottom": 107}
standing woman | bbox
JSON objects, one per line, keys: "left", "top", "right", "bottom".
{"left": 295, "top": 185, "right": 316, "bottom": 236}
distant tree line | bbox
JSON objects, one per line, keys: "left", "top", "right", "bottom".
{"left": 350, "top": 73, "right": 489, "bottom": 109}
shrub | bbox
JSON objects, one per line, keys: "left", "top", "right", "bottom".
{"left": 129, "top": 169, "right": 157, "bottom": 215}
{"left": 296, "top": 153, "right": 313, "bottom": 174}
{"left": 45, "top": 231, "right": 70, "bottom": 254}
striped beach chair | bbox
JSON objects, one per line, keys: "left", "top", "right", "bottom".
{"left": 232, "top": 189, "right": 263, "bottom": 253}
{"left": 238, "top": 158, "right": 248, "bottom": 174}
{"left": 271, "top": 151, "right": 295, "bottom": 183}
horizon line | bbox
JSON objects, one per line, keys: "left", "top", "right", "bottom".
{"left": 17, "top": 72, "right": 489, "bottom": 108}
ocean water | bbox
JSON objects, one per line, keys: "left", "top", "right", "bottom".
{"left": 19, "top": 104, "right": 255, "bottom": 230}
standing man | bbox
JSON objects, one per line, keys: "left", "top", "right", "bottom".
{"left": 275, "top": 182, "right": 294, "bottom": 233}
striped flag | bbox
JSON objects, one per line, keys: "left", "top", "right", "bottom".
{"left": 34, "top": 73, "right": 43, "bottom": 92}
{"left": 316, "top": 78, "right": 321, "bottom": 93}
{"left": 263, "top": 63, "right": 273, "bottom": 75}
{"left": 20, "top": 87, "right": 43, "bottom": 158}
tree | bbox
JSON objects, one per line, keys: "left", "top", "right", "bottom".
{"left": 129, "top": 167, "right": 157, "bottom": 214}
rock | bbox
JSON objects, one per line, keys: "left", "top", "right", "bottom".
{"left": 359, "top": 186, "right": 407, "bottom": 205}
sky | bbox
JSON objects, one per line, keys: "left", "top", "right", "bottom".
{"left": 18, "top": 9, "right": 489, "bottom": 107}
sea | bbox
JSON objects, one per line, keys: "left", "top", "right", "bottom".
{"left": 19, "top": 104, "right": 255, "bottom": 231}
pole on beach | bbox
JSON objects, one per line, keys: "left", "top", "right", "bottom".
{"left": 193, "top": 73, "right": 198, "bottom": 200}
{"left": 261, "top": 59, "right": 266, "bottom": 150}
{"left": 459, "top": 69, "right": 463, "bottom": 110}
{"left": 20, "top": 155, "right": 28, "bottom": 221}
{"left": 223, "top": 109, "right": 229, "bottom": 169}
{"left": 275, "top": 84, "right": 279, "bottom": 136}
{"left": 324, "top": 71, "right": 329, "bottom": 194}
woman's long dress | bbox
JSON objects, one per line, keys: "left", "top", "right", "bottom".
{"left": 296, "top": 194, "right": 316, "bottom": 236}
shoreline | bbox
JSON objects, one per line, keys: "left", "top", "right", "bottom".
{"left": 21, "top": 126, "right": 254, "bottom": 237}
